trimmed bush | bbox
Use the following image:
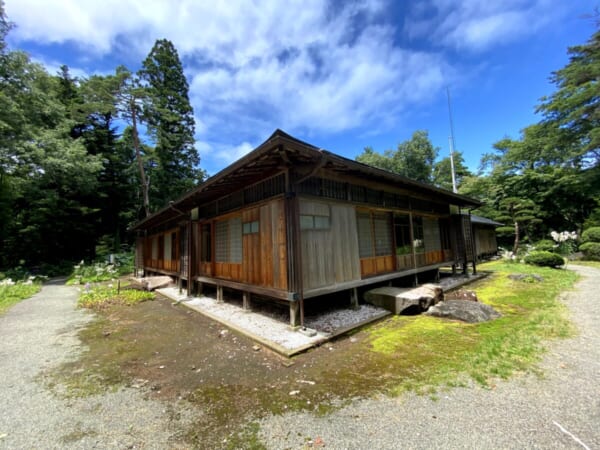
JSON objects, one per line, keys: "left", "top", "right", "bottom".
{"left": 579, "top": 242, "right": 600, "bottom": 261}
{"left": 524, "top": 251, "right": 565, "bottom": 268}
{"left": 581, "top": 227, "right": 600, "bottom": 244}
{"left": 534, "top": 239, "right": 557, "bottom": 252}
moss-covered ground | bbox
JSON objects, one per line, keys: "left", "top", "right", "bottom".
{"left": 47, "top": 261, "right": 578, "bottom": 449}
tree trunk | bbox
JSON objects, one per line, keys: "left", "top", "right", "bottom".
{"left": 131, "top": 100, "right": 150, "bottom": 217}
{"left": 512, "top": 221, "right": 519, "bottom": 255}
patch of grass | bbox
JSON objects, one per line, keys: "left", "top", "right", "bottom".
{"left": 0, "top": 282, "right": 41, "bottom": 314}
{"left": 78, "top": 286, "right": 154, "bottom": 311}
{"left": 224, "top": 422, "right": 266, "bottom": 450}
{"left": 41, "top": 316, "right": 129, "bottom": 398}
{"left": 60, "top": 425, "right": 98, "bottom": 444}
{"left": 364, "top": 261, "right": 578, "bottom": 392}
{"left": 570, "top": 260, "right": 600, "bottom": 269}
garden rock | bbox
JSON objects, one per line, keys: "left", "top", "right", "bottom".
{"left": 445, "top": 289, "right": 478, "bottom": 302}
{"left": 425, "top": 300, "right": 501, "bottom": 323}
{"left": 364, "top": 284, "right": 443, "bottom": 314}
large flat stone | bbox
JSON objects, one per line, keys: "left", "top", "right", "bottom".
{"left": 130, "top": 276, "right": 173, "bottom": 291}
{"left": 364, "top": 284, "right": 443, "bottom": 315}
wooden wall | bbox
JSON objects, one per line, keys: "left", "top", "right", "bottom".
{"left": 203, "top": 198, "right": 287, "bottom": 290}
{"left": 241, "top": 199, "right": 287, "bottom": 289}
{"left": 143, "top": 228, "right": 180, "bottom": 273}
{"left": 299, "top": 199, "right": 361, "bottom": 291}
{"left": 474, "top": 227, "right": 498, "bottom": 257}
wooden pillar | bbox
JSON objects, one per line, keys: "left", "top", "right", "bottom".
{"left": 289, "top": 301, "right": 300, "bottom": 328}
{"left": 197, "top": 282, "right": 204, "bottom": 296}
{"left": 284, "top": 182, "right": 305, "bottom": 327}
{"left": 187, "top": 220, "right": 193, "bottom": 297}
{"left": 350, "top": 288, "right": 359, "bottom": 310}
{"left": 217, "top": 285, "right": 223, "bottom": 302}
{"left": 243, "top": 291, "right": 251, "bottom": 311}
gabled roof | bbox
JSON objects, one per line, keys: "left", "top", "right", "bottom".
{"left": 132, "top": 129, "right": 482, "bottom": 230}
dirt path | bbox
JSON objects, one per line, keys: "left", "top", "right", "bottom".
{"left": 259, "top": 265, "right": 600, "bottom": 449}
{"left": 0, "top": 281, "right": 192, "bottom": 449}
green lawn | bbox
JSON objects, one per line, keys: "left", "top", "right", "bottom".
{"left": 366, "top": 260, "right": 579, "bottom": 393}
{"left": 0, "top": 282, "right": 42, "bottom": 315}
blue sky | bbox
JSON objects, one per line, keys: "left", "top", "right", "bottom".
{"left": 4, "top": 0, "right": 597, "bottom": 176}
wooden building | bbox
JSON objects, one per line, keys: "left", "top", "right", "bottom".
{"left": 132, "top": 130, "right": 481, "bottom": 327}
{"left": 471, "top": 215, "right": 502, "bottom": 259}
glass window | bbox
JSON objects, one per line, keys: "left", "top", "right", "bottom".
{"left": 171, "top": 232, "right": 177, "bottom": 261}
{"left": 243, "top": 220, "right": 259, "bottom": 234}
{"left": 423, "top": 218, "right": 441, "bottom": 252}
{"left": 357, "top": 212, "right": 373, "bottom": 258}
{"left": 200, "top": 224, "right": 211, "bottom": 262}
{"left": 357, "top": 211, "right": 392, "bottom": 258}
{"left": 314, "top": 215, "right": 330, "bottom": 229}
{"left": 300, "top": 214, "right": 330, "bottom": 230}
{"left": 215, "top": 220, "right": 228, "bottom": 262}
{"left": 373, "top": 213, "right": 392, "bottom": 256}
{"left": 229, "top": 217, "right": 242, "bottom": 263}
{"left": 394, "top": 214, "right": 411, "bottom": 255}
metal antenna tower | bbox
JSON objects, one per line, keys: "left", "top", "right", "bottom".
{"left": 446, "top": 87, "right": 458, "bottom": 193}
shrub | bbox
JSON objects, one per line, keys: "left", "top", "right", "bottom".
{"left": 581, "top": 227, "right": 600, "bottom": 244}
{"left": 534, "top": 239, "right": 557, "bottom": 253}
{"left": 78, "top": 286, "right": 154, "bottom": 310}
{"left": 524, "top": 251, "right": 565, "bottom": 268}
{"left": 579, "top": 242, "right": 600, "bottom": 261}
{"left": 67, "top": 251, "right": 133, "bottom": 285}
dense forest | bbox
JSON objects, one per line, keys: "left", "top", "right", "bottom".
{"left": 1, "top": 2, "right": 599, "bottom": 273}
{"left": 0, "top": 4, "right": 204, "bottom": 271}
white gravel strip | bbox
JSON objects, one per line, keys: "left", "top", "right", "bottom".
{"left": 304, "top": 304, "right": 387, "bottom": 333}
{"left": 259, "top": 265, "right": 600, "bottom": 449}
{"left": 158, "top": 287, "right": 387, "bottom": 350}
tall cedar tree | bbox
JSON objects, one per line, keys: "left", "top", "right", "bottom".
{"left": 139, "top": 39, "right": 200, "bottom": 210}
{"left": 538, "top": 25, "right": 600, "bottom": 167}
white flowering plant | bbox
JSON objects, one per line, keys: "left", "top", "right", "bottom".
{"left": 550, "top": 231, "right": 578, "bottom": 257}
{"left": 67, "top": 252, "right": 134, "bottom": 285}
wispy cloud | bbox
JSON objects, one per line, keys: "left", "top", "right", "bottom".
{"left": 405, "top": 0, "right": 564, "bottom": 52}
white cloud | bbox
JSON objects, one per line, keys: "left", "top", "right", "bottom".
{"left": 214, "top": 142, "right": 254, "bottom": 165}
{"left": 406, "top": 0, "right": 564, "bottom": 52}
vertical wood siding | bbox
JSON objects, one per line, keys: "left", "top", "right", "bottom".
{"left": 202, "top": 198, "right": 287, "bottom": 290}
{"left": 300, "top": 199, "right": 361, "bottom": 290}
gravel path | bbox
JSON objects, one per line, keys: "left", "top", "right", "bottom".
{"left": 0, "top": 280, "right": 193, "bottom": 449}
{"left": 259, "top": 265, "right": 600, "bottom": 449}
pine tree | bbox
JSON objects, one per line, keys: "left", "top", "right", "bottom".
{"left": 139, "top": 39, "right": 200, "bottom": 209}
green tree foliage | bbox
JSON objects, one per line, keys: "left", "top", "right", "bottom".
{"left": 139, "top": 39, "right": 201, "bottom": 209}
{"left": 433, "top": 151, "right": 471, "bottom": 191}
{"left": 459, "top": 23, "right": 600, "bottom": 246}
{"left": 357, "top": 130, "right": 438, "bottom": 183}
{"left": 538, "top": 27, "right": 600, "bottom": 167}
{"left": 114, "top": 65, "right": 153, "bottom": 218}
{"left": 0, "top": 51, "right": 102, "bottom": 267}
